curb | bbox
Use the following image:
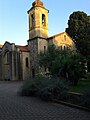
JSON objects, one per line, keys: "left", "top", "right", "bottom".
{"left": 52, "top": 99, "right": 90, "bottom": 112}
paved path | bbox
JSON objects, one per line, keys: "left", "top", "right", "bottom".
{"left": 0, "top": 81, "right": 90, "bottom": 120}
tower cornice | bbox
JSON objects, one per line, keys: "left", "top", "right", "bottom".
{"left": 27, "top": 6, "right": 49, "bottom": 14}
{"left": 27, "top": 0, "right": 49, "bottom": 14}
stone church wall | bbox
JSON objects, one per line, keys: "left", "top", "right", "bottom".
{"left": 48, "top": 32, "right": 76, "bottom": 50}
{"left": 21, "top": 52, "right": 30, "bottom": 80}
{"left": 0, "top": 54, "right": 2, "bottom": 80}
{"left": 38, "top": 38, "right": 48, "bottom": 54}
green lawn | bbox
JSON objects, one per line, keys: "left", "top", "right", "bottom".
{"left": 69, "top": 80, "right": 90, "bottom": 93}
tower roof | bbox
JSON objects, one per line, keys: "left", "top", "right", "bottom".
{"left": 32, "top": 0, "right": 44, "bottom": 7}
{"left": 27, "top": 0, "right": 49, "bottom": 14}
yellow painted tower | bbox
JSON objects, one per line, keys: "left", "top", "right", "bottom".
{"left": 27, "top": 0, "right": 49, "bottom": 39}
{"left": 27, "top": 0, "right": 49, "bottom": 77}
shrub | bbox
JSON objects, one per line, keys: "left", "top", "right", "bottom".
{"left": 20, "top": 76, "right": 69, "bottom": 101}
{"left": 86, "top": 72, "right": 90, "bottom": 80}
{"left": 20, "top": 76, "right": 90, "bottom": 109}
{"left": 38, "top": 78, "right": 69, "bottom": 101}
{"left": 20, "top": 78, "right": 42, "bottom": 96}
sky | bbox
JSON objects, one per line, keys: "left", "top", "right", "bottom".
{"left": 0, "top": 0, "right": 90, "bottom": 45}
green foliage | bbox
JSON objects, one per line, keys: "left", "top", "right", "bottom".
{"left": 39, "top": 44, "right": 61, "bottom": 70}
{"left": 20, "top": 76, "right": 69, "bottom": 101}
{"left": 39, "top": 44, "right": 86, "bottom": 85}
{"left": 66, "top": 11, "right": 88, "bottom": 40}
{"left": 87, "top": 57, "right": 90, "bottom": 72}
{"left": 20, "top": 78, "right": 42, "bottom": 96}
{"left": 69, "top": 80, "right": 90, "bottom": 93}
{"left": 38, "top": 78, "right": 69, "bottom": 101}
{"left": 86, "top": 72, "right": 90, "bottom": 80}
{"left": 20, "top": 77, "right": 90, "bottom": 109}
{"left": 66, "top": 11, "right": 90, "bottom": 71}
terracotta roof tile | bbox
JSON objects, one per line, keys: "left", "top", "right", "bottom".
{"left": 0, "top": 44, "right": 3, "bottom": 48}
{"left": 16, "top": 45, "right": 29, "bottom": 52}
{"left": 48, "top": 32, "right": 65, "bottom": 39}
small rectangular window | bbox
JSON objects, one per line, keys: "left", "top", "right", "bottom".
{"left": 26, "top": 57, "right": 29, "bottom": 67}
{"left": 31, "top": 14, "right": 34, "bottom": 27}
{"left": 7, "top": 52, "right": 9, "bottom": 63}
{"left": 64, "top": 46, "right": 65, "bottom": 50}
{"left": 42, "top": 14, "right": 46, "bottom": 26}
{"left": 44, "top": 46, "right": 46, "bottom": 53}
{"left": 60, "top": 46, "right": 62, "bottom": 50}
{"left": 64, "top": 35, "right": 66, "bottom": 41}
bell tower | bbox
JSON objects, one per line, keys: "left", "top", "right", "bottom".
{"left": 27, "top": 0, "right": 49, "bottom": 77}
{"left": 27, "top": 0, "right": 49, "bottom": 39}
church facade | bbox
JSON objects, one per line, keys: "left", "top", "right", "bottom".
{"left": 0, "top": 0, "right": 75, "bottom": 81}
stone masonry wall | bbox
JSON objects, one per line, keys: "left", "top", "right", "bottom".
{"left": 21, "top": 52, "right": 30, "bottom": 80}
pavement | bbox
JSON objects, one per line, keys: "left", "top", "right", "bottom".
{"left": 0, "top": 81, "right": 90, "bottom": 120}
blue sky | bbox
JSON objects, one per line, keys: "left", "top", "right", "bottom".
{"left": 0, "top": 0, "right": 90, "bottom": 45}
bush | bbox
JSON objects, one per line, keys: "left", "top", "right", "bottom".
{"left": 39, "top": 77, "right": 69, "bottom": 101}
{"left": 19, "top": 76, "right": 90, "bottom": 109}
{"left": 86, "top": 72, "right": 90, "bottom": 80}
{"left": 20, "top": 76, "right": 69, "bottom": 101}
{"left": 20, "top": 78, "right": 42, "bottom": 96}
{"left": 38, "top": 77, "right": 69, "bottom": 101}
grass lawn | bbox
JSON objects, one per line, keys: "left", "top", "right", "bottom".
{"left": 69, "top": 79, "right": 90, "bottom": 93}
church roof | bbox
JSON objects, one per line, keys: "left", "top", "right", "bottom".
{"left": 16, "top": 45, "right": 29, "bottom": 52}
{"left": 48, "top": 32, "right": 65, "bottom": 39}
{"left": 48, "top": 32, "right": 73, "bottom": 40}
{"left": 0, "top": 44, "right": 3, "bottom": 48}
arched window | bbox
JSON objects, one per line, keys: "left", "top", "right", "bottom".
{"left": 4, "top": 51, "right": 10, "bottom": 64}
{"left": 60, "top": 46, "right": 62, "bottom": 50}
{"left": 31, "top": 14, "right": 34, "bottom": 27}
{"left": 64, "top": 46, "right": 65, "bottom": 50}
{"left": 64, "top": 35, "right": 66, "bottom": 41}
{"left": 42, "top": 14, "right": 46, "bottom": 26}
{"left": 44, "top": 46, "right": 46, "bottom": 53}
{"left": 26, "top": 57, "right": 29, "bottom": 67}
{"left": 7, "top": 52, "right": 9, "bottom": 63}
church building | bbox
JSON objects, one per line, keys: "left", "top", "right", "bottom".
{"left": 0, "top": 0, "right": 75, "bottom": 81}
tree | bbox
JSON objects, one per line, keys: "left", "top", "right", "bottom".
{"left": 39, "top": 45, "right": 85, "bottom": 85}
{"left": 66, "top": 11, "right": 90, "bottom": 71}
{"left": 39, "top": 44, "right": 61, "bottom": 73}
